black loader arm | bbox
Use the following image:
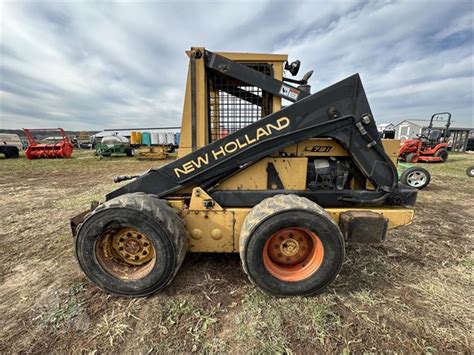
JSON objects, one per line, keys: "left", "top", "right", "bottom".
{"left": 106, "top": 74, "right": 416, "bottom": 208}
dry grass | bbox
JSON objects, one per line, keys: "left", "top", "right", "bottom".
{"left": 0, "top": 150, "right": 473, "bottom": 353}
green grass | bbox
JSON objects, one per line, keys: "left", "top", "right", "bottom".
{"left": 36, "top": 283, "right": 87, "bottom": 329}
{"left": 234, "top": 289, "right": 335, "bottom": 352}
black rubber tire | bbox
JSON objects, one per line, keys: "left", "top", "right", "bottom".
{"left": 239, "top": 194, "right": 345, "bottom": 296}
{"left": 405, "top": 152, "right": 417, "bottom": 163}
{"left": 467, "top": 166, "right": 474, "bottom": 177}
{"left": 75, "top": 193, "right": 188, "bottom": 297}
{"left": 126, "top": 148, "right": 135, "bottom": 157}
{"left": 166, "top": 144, "right": 175, "bottom": 153}
{"left": 400, "top": 166, "right": 431, "bottom": 189}
{"left": 434, "top": 148, "right": 448, "bottom": 162}
{"left": 4, "top": 147, "right": 19, "bottom": 159}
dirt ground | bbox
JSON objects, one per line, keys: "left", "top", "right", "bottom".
{"left": 1, "top": 150, "right": 473, "bottom": 353}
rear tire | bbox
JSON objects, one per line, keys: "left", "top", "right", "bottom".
{"left": 75, "top": 193, "right": 188, "bottom": 297}
{"left": 400, "top": 167, "right": 431, "bottom": 189}
{"left": 434, "top": 148, "right": 448, "bottom": 162}
{"left": 240, "top": 194, "right": 345, "bottom": 296}
{"left": 405, "top": 152, "right": 417, "bottom": 163}
{"left": 126, "top": 148, "right": 135, "bottom": 157}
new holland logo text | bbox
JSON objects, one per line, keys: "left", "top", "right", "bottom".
{"left": 174, "top": 117, "right": 290, "bottom": 178}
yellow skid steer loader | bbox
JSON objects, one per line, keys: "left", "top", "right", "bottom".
{"left": 71, "top": 48, "right": 416, "bottom": 297}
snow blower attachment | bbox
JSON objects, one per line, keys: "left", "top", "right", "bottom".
{"left": 71, "top": 48, "right": 418, "bottom": 297}
{"left": 24, "top": 128, "right": 74, "bottom": 159}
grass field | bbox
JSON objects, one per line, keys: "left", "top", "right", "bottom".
{"left": 1, "top": 150, "right": 473, "bottom": 353}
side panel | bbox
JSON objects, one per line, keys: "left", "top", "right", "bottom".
{"left": 281, "top": 138, "right": 400, "bottom": 161}
{"left": 381, "top": 139, "right": 401, "bottom": 165}
{"left": 177, "top": 205, "right": 414, "bottom": 252}
{"left": 218, "top": 157, "right": 307, "bottom": 190}
{"left": 182, "top": 210, "right": 235, "bottom": 252}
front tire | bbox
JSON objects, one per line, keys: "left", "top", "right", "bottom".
{"left": 75, "top": 193, "right": 187, "bottom": 297}
{"left": 400, "top": 167, "right": 431, "bottom": 189}
{"left": 240, "top": 195, "right": 345, "bottom": 296}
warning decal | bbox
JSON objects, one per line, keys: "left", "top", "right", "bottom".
{"left": 279, "top": 85, "right": 300, "bottom": 100}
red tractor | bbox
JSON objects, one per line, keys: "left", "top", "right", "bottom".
{"left": 398, "top": 112, "right": 451, "bottom": 163}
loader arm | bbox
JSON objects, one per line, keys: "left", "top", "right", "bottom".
{"left": 107, "top": 74, "right": 415, "bottom": 207}
{"left": 204, "top": 49, "right": 310, "bottom": 102}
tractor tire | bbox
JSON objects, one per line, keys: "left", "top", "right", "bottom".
{"left": 400, "top": 167, "right": 431, "bottom": 189}
{"left": 434, "top": 148, "right": 448, "bottom": 162}
{"left": 126, "top": 148, "right": 135, "bottom": 157}
{"left": 75, "top": 193, "right": 188, "bottom": 297}
{"left": 239, "top": 194, "right": 345, "bottom": 296}
{"left": 405, "top": 153, "right": 417, "bottom": 163}
{"left": 4, "top": 147, "right": 19, "bottom": 159}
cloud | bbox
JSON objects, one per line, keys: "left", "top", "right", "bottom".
{"left": 1, "top": 1, "right": 472, "bottom": 130}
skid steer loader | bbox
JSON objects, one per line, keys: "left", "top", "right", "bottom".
{"left": 71, "top": 47, "right": 417, "bottom": 297}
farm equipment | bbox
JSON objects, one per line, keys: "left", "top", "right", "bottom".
{"left": 71, "top": 47, "right": 418, "bottom": 297}
{"left": 398, "top": 112, "right": 451, "bottom": 163}
{"left": 95, "top": 135, "right": 135, "bottom": 157}
{"left": 137, "top": 145, "right": 173, "bottom": 160}
{"left": 24, "top": 128, "right": 74, "bottom": 159}
{"left": 0, "top": 133, "right": 22, "bottom": 159}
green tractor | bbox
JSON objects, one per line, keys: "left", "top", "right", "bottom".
{"left": 95, "top": 135, "right": 135, "bottom": 158}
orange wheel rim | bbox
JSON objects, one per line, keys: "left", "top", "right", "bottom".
{"left": 263, "top": 227, "right": 324, "bottom": 282}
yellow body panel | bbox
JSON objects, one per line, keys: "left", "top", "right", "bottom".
{"left": 167, "top": 188, "right": 414, "bottom": 252}
{"left": 183, "top": 210, "right": 235, "bottom": 252}
{"left": 219, "top": 157, "right": 307, "bottom": 190}
{"left": 182, "top": 206, "right": 413, "bottom": 252}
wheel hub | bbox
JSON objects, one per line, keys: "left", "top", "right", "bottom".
{"left": 263, "top": 227, "right": 324, "bottom": 282}
{"left": 407, "top": 171, "right": 426, "bottom": 187}
{"left": 280, "top": 238, "right": 299, "bottom": 256}
{"left": 111, "top": 228, "right": 154, "bottom": 265}
{"left": 266, "top": 228, "right": 312, "bottom": 265}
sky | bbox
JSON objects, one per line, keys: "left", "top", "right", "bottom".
{"left": 1, "top": 0, "right": 473, "bottom": 130}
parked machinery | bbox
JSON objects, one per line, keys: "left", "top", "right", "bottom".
{"left": 0, "top": 133, "right": 22, "bottom": 159}
{"left": 95, "top": 135, "right": 135, "bottom": 157}
{"left": 24, "top": 128, "right": 74, "bottom": 159}
{"left": 398, "top": 112, "right": 451, "bottom": 163}
{"left": 71, "top": 48, "right": 418, "bottom": 297}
